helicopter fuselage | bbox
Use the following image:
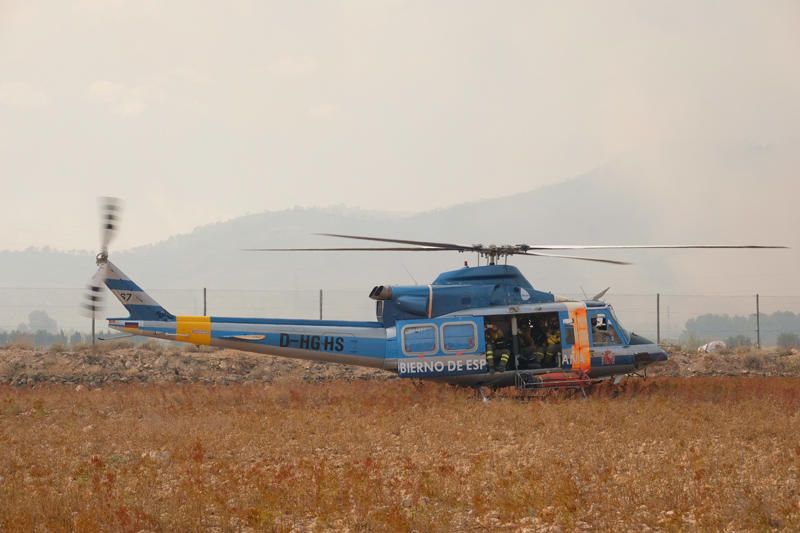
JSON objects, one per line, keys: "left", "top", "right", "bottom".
{"left": 108, "top": 298, "right": 667, "bottom": 387}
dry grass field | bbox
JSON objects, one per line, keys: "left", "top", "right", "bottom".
{"left": 1, "top": 377, "right": 800, "bottom": 532}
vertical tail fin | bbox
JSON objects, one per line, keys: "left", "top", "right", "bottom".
{"left": 103, "top": 261, "right": 174, "bottom": 321}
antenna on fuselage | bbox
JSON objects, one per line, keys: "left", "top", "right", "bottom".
{"left": 401, "top": 263, "right": 418, "bottom": 285}
{"left": 592, "top": 287, "right": 611, "bottom": 301}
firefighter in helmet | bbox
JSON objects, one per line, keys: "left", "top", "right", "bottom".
{"left": 542, "top": 317, "right": 562, "bottom": 367}
{"left": 529, "top": 319, "right": 548, "bottom": 366}
{"left": 484, "top": 321, "right": 510, "bottom": 373}
{"left": 517, "top": 317, "right": 536, "bottom": 369}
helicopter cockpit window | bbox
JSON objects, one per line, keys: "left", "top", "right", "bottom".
{"left": 591, "top": 313, "right": 621, "bottom": 346}
{"left": 608, "top": 307, "right": 629, "bottom": 343}
{"left": 402, "top": 324, "right": 438, "bottom": 356}
{"left": 442, "top": 322, "right": 477, "bottom": 353}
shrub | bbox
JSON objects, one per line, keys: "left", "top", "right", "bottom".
{"left": 743, "top": 354, "right": 763, "bottom": 370}
{"left": 71, "top": 343, "right": 93, "bottom": 352}
{"left": 140, "top": 340, "right": 164, "bottom": 353}
{"left": 101, "top": 340, "right": 134, "bottom": 352}
{"left": 726, "top": 335, "right": 752, "bottom": 349}
{"left": 9, "top": 336, "right": 34, "bottom": 350}
{"left": 777, "top": 333, "right": 800, "bottom": 349}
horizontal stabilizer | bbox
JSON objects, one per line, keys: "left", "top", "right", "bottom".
{"left": 97, "top": 333, "right": 135, "bottom": 341}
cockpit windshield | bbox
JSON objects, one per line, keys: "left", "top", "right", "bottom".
{"left": 606, "top": 306, "right": 629, "bottom": 344}
{"left": 588, "top": 305, "right": 629, "bottom": 347}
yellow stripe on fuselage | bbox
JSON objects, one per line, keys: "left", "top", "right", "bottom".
{"left": 176, "top": 316, "right": 211, "bottom": 346}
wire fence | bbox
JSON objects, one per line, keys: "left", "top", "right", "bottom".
{"left": 1, "top": 287, "right": 799, "bottom": 348}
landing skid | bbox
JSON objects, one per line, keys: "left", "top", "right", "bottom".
{"left": 607, "top": 370, "right": 645, "bottom": 398}
{"left": 474, "top": 385, "right": 492, "bottom": 403}
{"left": 514, "top": 370, "right": 597, "bottom": 400}
{"left": 626, "top": 367, "right": 648, "bottom": 380}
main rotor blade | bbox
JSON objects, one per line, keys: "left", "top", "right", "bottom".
{"left": 316, "top": 233, "right": 474, "bottom": 251}
{"left": 316, "top": 234, "right": 788, "bottom": 251}
{"left": 520, "top": 251, "right": 631, "bottom": 265}
{"left": 244, "top": 247, "right": 453, "bottom": 252}
{"left": 520, "top": 244, "right": 788, "bottom": 250}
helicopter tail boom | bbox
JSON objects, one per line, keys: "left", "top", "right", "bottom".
{"left": 106, "top": 311, "right": 387, "bottom": 368}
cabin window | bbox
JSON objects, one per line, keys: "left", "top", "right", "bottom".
{"left": 442, "top": 322, "right": 477, "bottom": 353}
{"left": 402, "top": 324, "right": 438, "bottom": 356}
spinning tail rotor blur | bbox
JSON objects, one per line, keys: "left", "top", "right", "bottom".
{"left": 81, "top": 197, "right": 122, "bottom": 317}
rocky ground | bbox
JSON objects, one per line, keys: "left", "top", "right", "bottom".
{"left": 1, "top": 343, "right": 798, "bottom": 386}
{"left": 651, "top": 346, "right": 800, "bottom": 378}
{"left": 0, "top": 343, "right": 391, "bottom": 387}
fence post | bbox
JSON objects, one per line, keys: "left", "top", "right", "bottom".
{"left": 203, "top": 287, "right": 207, "bottom": 316}
{"left": 756, "top": 293, "right": 761, "bottom": 350}
{"left": 656, "top": 293, "right": 661, "bottom": 345}
{"left": 319, "top": 289, "right": 323, "bottom": 320}
{"left": 91, "top": 312, "right": 96, "bottom": 348}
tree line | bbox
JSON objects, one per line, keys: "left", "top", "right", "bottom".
{"left": 681, "top": 311, "right": 800, "bottom": 348}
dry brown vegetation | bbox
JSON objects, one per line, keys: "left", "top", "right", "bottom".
{"left": 2, "top": 377, "right": 800, "bottom": 531}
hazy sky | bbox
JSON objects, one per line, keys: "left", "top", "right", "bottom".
{"left": 1, "top": 0, "right": 798, "bottom": 251}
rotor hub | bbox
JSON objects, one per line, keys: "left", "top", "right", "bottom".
{"left": 475, "top": 244, "right": 521, "bottom": 264}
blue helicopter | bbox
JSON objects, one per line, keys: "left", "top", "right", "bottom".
{"left": 84, "top": 198, "right": 786, "bottom": 391}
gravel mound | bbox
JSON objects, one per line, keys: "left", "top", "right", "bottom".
{"left": 0, "top": 345, "right": 391, "bottom": 386}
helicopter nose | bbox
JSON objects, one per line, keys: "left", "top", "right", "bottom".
{"left": 634, "top": 349, "right": 668, "bottom": 368}
{"left": 628, "top": 333, "right": 668, "bottom": 360}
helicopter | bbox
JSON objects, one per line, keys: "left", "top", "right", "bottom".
{"left": 84, "top": 198, "right": 787, "bottom": 392}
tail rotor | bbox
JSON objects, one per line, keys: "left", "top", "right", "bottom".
{"left": 98, "top": 196, "right": 121, "bottom": 263}
{"left": 81, "top": 197, "right": 123, "bottom": 317}
{"left": 81, "top": 264, "right": 108, "bottom": 316}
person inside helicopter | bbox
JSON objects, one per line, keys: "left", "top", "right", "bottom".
{"left": 516, "top": 317, "right": 537, "bottom": 369}
{"left": 591, "top": 314, "right": 621, "bottom": 346}
{"left": 515, "top": 314, "right": 560, "bottom": 370}
{"left": 542, "top": 316, "right": 562, "bottom": 367}
{"left": 484, "top": 318, "right": 511, "bottom": 373}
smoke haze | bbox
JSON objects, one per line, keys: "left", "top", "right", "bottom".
{"left": 1, "top": 0, "right": 797, "bottom": 293}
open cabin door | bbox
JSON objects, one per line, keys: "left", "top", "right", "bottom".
{"left": 561, "top": 303, "right": 591, "bottom": 374}
{"left": 396, "top": 316, "right": 486, "bottom": 378}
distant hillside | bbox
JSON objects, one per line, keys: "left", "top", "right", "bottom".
{"left": 0, "top": 166, "right": 662, "bottom": 292}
